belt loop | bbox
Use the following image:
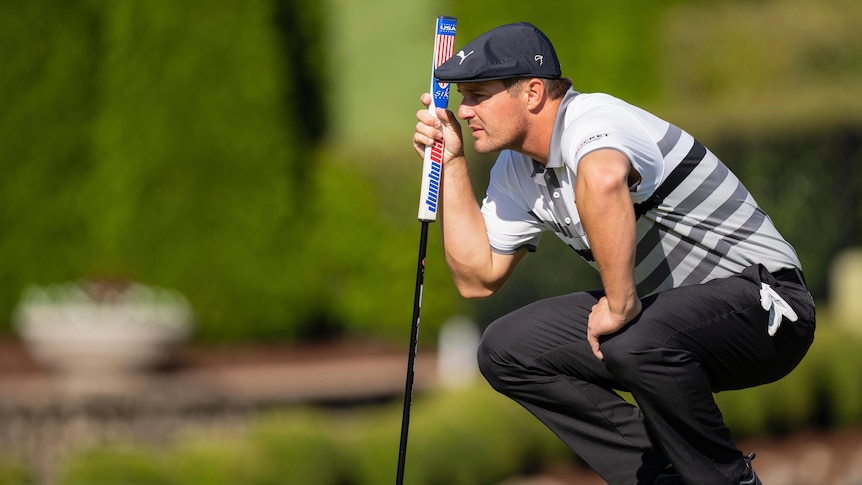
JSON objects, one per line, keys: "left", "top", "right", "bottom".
{"left": 772, "top": 267, "right": 807, "bottom": 287}
{"left": 794, "top": 267, "right": 807, "bottom": 287}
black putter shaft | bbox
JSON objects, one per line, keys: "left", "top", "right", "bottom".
{"left": 397, "top": 16, "right": 455, "bottom": 484}
{"left": 396, "top": 220, "right": 429, "bottom": 485}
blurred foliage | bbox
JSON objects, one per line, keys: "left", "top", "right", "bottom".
{"left": 0, "top": 459, "right": 31, "bottom": 485}
{"left": 0, "top": 0, "right": 311, "bottom": 342}
{"left": 0, "top": 0, "right": 461, "bottom": 344}
{"left": 713, "top": 128, "right": 861, "bottom": 301}
{"left": 295, "top": 150, "right": 461, "bottom": 341}
{"left": 0, "top": 0, "right": 102, "bottom": 313}
{"left": 658, "top": 0, "right": 862, "bottom": 134}
{"left": 50, "top": 321, "right": 862, "bottom": 485}
{"left": 449, "top": 0, "right": 679, "bottom": 103}
{"left": 717, "top": 312, "right": 862, "bottom": 434}
{"left": 0, "top": 0, "right": 859, "bottom": 344}
{"left": 60, "top": 385, "right": 571, "bottom": 485}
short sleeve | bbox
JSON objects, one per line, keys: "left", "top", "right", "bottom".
{"left": 481, "top": 151, "right": 544, "bottom": 254}
{"left": 560, "top": 100, "right": 664, "bottom": 203}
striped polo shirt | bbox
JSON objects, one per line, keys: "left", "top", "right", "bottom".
{"left": 481, "top": 89, "right": 801, "bottom": 296}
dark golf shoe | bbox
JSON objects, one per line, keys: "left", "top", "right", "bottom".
{"left": 739, "top": 453, "right": 762, "bottom": 485}
{"left": 649, "top": 453, "right": 762, "bottom": 484}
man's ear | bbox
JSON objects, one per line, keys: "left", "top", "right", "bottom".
{"left": 524, "top": 78, "right": 546, "bottom": 112}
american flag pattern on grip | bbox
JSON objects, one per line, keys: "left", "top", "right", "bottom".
{"left": 418, "top": 16, "right": 456, "bottom": 222}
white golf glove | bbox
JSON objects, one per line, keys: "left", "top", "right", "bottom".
{"left": 760, "top": 283, "right": 798, "bottom": 336}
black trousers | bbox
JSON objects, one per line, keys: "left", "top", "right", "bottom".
{"left": 477, "top": 264, "right": 815, "bottom": 485}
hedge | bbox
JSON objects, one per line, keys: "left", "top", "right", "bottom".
{"left": 0, "top": 0, "right": 859, "bottom": 345}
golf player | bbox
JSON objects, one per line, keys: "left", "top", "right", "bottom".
{"left": 412, "top": 22, "right": 815, "bottom": 485}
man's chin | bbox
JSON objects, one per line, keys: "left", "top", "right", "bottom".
{"left": 472, "top": 141, "right": 498, "bottom": 155}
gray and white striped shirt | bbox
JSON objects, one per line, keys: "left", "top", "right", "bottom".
{"left": 481, "top": 89, "right": 801, "bottom": 296}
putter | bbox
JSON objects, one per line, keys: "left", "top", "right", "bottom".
{"left": 396, "top": 15, "right": 456, "bottom": 485}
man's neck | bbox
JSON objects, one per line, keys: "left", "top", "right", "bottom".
{"left": 518, "top": 97, "right": 563, "bottom": 165}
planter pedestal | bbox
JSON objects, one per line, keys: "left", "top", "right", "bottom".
{"left": 14, "top": 303, "right": 191, "bottom": 393}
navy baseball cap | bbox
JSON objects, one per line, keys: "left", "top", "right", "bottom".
{"left": 434, "top": 22, "right": 562, "bottom": 83}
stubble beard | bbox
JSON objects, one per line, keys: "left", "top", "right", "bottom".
{"left": 469, "top": 109, "right": 528, "bottom": 155}
{"left": 472, "top": 127, "right": 526, "bottom": 155}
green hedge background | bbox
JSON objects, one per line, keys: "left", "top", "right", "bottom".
{"left": 1, "top": 0, "right": 860, "bottom": 344}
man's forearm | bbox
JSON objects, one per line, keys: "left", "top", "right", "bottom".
{"left": 577, "top": 151, "right": 641, "bottom": 320}
{"left": 439, "top": 157, "right": 519, "bottom": 298}
{"left": 440, "top": 157, "right": 493, "bottom": 294}
{"left": 590, "top": 203, "right": 639, "bottom": 317}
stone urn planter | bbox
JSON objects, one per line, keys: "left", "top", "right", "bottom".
{"left": 12, "top": 279, "right": 193, "bottom": 381}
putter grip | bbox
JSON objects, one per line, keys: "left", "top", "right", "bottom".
{"left": 417, "top": 16, "right": 456, "bottom": 222}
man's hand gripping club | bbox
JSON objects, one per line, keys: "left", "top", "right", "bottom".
{"left": 414, "top": 93, "right": 465, "bottom": 163}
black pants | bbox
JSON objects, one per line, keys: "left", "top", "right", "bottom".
{"left": 477, "top": 264, "right": 815, "bottom": 485}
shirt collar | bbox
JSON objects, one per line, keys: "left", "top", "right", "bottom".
{"left": 544, "top": 88, "right": 579, "bottom": 169}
